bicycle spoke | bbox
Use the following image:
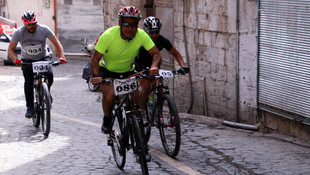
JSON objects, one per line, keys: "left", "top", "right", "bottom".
{"left": 159, "top": 94, "right": 181, "bottom": 158}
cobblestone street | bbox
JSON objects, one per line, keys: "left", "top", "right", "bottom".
{"left": 1, "top": 59, "right": 309, "bottom": 175}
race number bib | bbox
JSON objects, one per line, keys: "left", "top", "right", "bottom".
{"left": 113, "top": 77, "right": 138, "bottom": 96}
{"left": 32, "top": 61, "right": 49, "bottom": 73}
{"left": 159, "top": 69, "right": 173, "bottom": 78}
{"left": 24, "top": 45, "right": 43, "bottom": 55}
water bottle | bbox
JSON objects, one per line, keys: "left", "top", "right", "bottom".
{"left": 148, "top": 95, "right": 154, "bottom": 117}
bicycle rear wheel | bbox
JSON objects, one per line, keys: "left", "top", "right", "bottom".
{"left": 132, "top": 115, "right": 149, "bottom": 175}
{"left": 158, "top": 94, "right": 181, "bottom": 158}
{"left": 40, "top": 83, "right": 51, "bottom": 136}
{"left": 144, "top": 109, "right": 151, "bottom": 143}
{"left": 32, "top": 86, "right": 40, "bottom": 127}
{"left": 110, "top": 108, "right": 126, "bottom": 169}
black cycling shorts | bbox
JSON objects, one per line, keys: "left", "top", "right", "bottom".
{"left": 99, "top": 67, "right": 135, "bottom": 79}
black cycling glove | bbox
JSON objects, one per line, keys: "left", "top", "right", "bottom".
{"left": 179, "top": 66, "right": 190, "bottom": 75}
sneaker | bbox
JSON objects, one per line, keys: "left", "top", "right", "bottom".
{"left": 101, "top": 116, "right": 112, "bottom": 134}
{"left": 25, "top": 107, "right": 35, "bottom": 118}
{"left": 136, "top": 152, "right": 152, "bottom": 163}
{"left": 145, "top": 152, "right": 152, "bottom": 162}
{"left": 141, "top": 112, "right": 149, "bottom": 127}
{"left": 50, "top": 95, "right": 53, "bottom": 104}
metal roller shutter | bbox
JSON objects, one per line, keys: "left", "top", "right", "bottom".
{"left": 258, "top": 0, "right": 310, "bottom": 124}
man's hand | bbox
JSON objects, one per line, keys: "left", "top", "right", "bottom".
{"left": 91, "top": 76, "right": 103, "bottom": 85}
{"left": 58, "top": 57, "right": 67, "bottom": 63}
{"left": 14, "top": 59, "right": 22, "bottom": 65}
{"left": 179, "top": 66, "right": 190, "bottom": 75}
{"left": 149, "top": 67, "right": 159, "bottom": 75}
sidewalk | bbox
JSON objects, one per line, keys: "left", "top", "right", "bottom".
{"left": 180, "top": 112, "right": 310, "bottom": 148}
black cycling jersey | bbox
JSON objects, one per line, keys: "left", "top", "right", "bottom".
{"left": 135, "top": 35, "right": 173, "bottom": 71}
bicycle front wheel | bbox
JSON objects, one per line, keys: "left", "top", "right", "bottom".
{"left": 88, "top": 76, "right": 100, "bottom": 92}
{"left": 132, "top": 115, "right": 149, "bottom": 175}
{"left": 110, "top": 108, "right": 126, "bottom": 169}
{"left": 158, "top": 94, "right": 181, "bottom": 158}
{"left": 40, "top": 83, "right": 51, "bottom": 137}
{"left": 32, "top": 86, "right": 40, "bottom": 127}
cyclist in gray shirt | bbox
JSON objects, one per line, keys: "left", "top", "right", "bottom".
{"left": 8, "top": 11, "right": 66, "bottom": 118}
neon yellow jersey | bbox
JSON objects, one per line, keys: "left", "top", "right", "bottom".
{"left": 95, "top": 26, "right": 155, "bottom": 73}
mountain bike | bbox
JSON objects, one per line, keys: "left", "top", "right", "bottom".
{"left": 21, "top": 60, "right": 62, "bottom": 137}
{"left": 144, "top": 68, "right": 187, "bottom": 158}
{"left": 97, "top": 73, "right": 149, "bottom": 175}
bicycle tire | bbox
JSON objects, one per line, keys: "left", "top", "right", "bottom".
{"left": 132, "top": 115, "right": 149, "bottom": 175}
{"left": 88, "top": 76, "right": 100, "bottom": 92}
{"left": 110, "top": 108, "right": 126, "bottom": 169}
{"left": 144, "top": 108, "right": 151, "bottom": 143}
{"left": 40, "top": 83, "right": 51, "bottom": 136}
{"left": 32, "top": 86, "right": 40, "bottom": 127}
{"left": 158, "top": 94, "right": 181, "bottom": 158}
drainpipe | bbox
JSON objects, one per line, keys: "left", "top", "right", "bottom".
{"left": 256, "top": 0, "right": 261, "bottom": 123}
{"left": 53, "top": 0, "right": 57, "bottom": 36}
{"left": 235, "top": 0, "right": 240, "bottom": 122}
{"left": 223, "top": 0, "right": 260, "bottom": 131}
{"left": 182, "top": 0, "right": 194, "bottom": 113}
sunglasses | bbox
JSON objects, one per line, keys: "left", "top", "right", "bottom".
{"left": 148, "top": 30, "right": 159, "bottom": 34}
{"left": 26, "top": 22, "right": 37, "bottom": 26}
{"left": 123, "top": 22, "right": 138, "bottom": 28}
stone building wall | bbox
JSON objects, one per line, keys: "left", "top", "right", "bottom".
{"left": 102, "top": 0, "right": 258, "bottom": 123}
{"left": 170, "top": 0, "right": 257, "bottom": 123}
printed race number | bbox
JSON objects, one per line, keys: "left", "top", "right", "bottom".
{"left": 32, "top": 61, "right": 49, "bottom": 73}
{"left": 159, "top": 69, "right": 173, "bottom": 78}
{"left": 25, "top": 45, "right": 43, "bottom": 55}
{"left": 113, "top": 77, "right": 138, "bottom": 96}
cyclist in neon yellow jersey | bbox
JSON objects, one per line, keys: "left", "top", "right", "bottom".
{"left": 90, "top": 6, "right": 162, "bottom": 162}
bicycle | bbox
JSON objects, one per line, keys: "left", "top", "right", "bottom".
{"left": 96, "top": 73, "right": 149, "bottom": 175}
{"left": 144, "top": 68, "right": 187, "bottom": 158}
{"left": 21, "top": 60, "right": 62, "bottom": 137}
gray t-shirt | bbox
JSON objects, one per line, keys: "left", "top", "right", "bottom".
{"left": 11, "top": 24, "right": 54, "bottom": 60}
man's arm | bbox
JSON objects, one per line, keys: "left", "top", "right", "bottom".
{"left": 169, "top": 46, "right": 185, "bottom": 67}
{"left": 147, "top": 45, "right": 162, "bottom": 74}
{"left": 8, "top": 41, "right": 18, "bottom": 62}
{"left": 90, "top": 50, "right": 103, "bottom": 76}
{"left": 49, "top": 35, "right": 65, "bottom": 58}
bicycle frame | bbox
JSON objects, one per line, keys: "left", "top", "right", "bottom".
{"left": 144, "top": 68, "right": 185, "bottom": 158}
{"left": 102, "top": 76, "right": 149, "bottom": 174}
{"left": 22, "top": 60, "right": 61, "bottom": 137}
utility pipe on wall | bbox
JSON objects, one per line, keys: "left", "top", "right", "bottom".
{"left": 182, "top": 0, "right": 194, "bottom": 113}
{"left": 236, "top": 0, "right": 240, "bottom": 122}
{"left": 53, "top": 0, "right": 57, "bottom": 36}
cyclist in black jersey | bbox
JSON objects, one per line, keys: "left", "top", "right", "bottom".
{"left": 135, "top": 16, "right": 189, "bottom": 116}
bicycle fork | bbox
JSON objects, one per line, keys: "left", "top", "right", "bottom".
{"left": 125, "top": 107, "right": 149, "bottom": 155}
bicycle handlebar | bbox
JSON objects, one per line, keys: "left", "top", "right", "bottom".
{"left": 92, "top": 68, "right": 189, "bottom": 86}
{"left": 20, "top": 60, "right": 62, "bottom": 66}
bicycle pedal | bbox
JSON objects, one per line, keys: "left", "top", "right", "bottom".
{"left": 107, "top": 139, "right": 113, "bottom": 146}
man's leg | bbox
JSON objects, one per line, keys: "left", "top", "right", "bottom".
{"left": 22, "top": 64, "right": 35, "bottom": 118}
{"left": 100, "top": 83, "right": 115, "bottom": 134}
{"left": 135, "top": 80, "right": 152, "bottom": 162}
{"left": 139, "top": 79, "right": 151, "bottom": 112}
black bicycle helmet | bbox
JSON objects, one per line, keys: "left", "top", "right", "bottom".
{"left": 143, "top": 16, "right": 162, "bottom": 31}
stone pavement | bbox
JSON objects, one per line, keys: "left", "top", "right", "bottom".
{"left": 0, "top": 59, "right": 310, "bottom": 175}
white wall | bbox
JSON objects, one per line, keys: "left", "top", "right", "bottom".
{"left": 1, "top": 0, "right": 55, "bottom": 33}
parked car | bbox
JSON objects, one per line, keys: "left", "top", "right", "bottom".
{"left": 0, "top": 16, "right": 53, "bottom": 65}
